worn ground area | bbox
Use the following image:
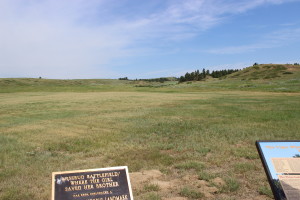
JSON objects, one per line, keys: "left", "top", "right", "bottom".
{"left": 130, "top": 170, "right": 271, "bottom": 200}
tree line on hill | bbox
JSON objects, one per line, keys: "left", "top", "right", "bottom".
{"left": 210, "top": 69, "right": 240, "bottom": 78}
{"left": 119, "top": 68, "right": 241, "bottom": 83}
{"left": 137, "top": 78, "right": 170, "bottom": 83}
{"left": 118, "top": 77, "right": 128, "bottom": 80}
{"left": 119, "top": 77, "right": 171, "bottom": 82}
{"left": 178, "top": 68, "right": 240, "bottom": 83}
{"left": 119, "top": 77, "right": 172, "bottom": 83}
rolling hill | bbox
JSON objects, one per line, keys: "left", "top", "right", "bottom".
{"left": 0, "top": 64, "right": 299, "bottom": 93}
{"left": 227, "top": 64, "right": 300, "bottom": 80}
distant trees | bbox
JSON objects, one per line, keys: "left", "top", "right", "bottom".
{"left": 210, "top": 69, "right": 239, "bottom": 78}
{"left": 118, "top": 77, "right": 178, "bottom": 83}
{"left": 178, "top": 69, "right": 209, "bottom": 83}
{"left": 178, "top": 68, "right": 239, "bottom": 83}
{"left": 138, "top": 78, "right": 170, "bottom": 83}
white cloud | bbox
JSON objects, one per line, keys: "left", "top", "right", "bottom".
{"left": 206, "top": 28, "right": 300, "bottom": 54}
{"left": 153, "top": 0, "right": 299, "bottom": 30}
{"left": 0, "top": 0, "right": 299, "bottom": 78}
{"left": 0, "top": 0, "right": 129, "bottom": 78}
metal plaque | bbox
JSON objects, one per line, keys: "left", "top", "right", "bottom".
{"left": 52, "top": 166, "right": 133, "bottom": 200}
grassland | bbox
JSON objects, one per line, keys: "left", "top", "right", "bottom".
{"left": 0, "top": 64, "right": 300, "bottom": 199}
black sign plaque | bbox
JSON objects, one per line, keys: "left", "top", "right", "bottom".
{"left": 52, "top": 166, "right": 133, "bottom": 200}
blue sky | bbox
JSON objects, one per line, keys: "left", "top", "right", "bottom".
{"left": 1, "top": 0, "right": 300, "bottom": 79}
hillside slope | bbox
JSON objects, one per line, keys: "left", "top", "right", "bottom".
{"left": 227, "top": 64, "right": 300, "bottom": 80}
{"left": 175, "top": 64, "right": 300, "bottom": 92}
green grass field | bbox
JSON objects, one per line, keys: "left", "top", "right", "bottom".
{"left": 0, "top": 64, "right": 300, "bottom": 199}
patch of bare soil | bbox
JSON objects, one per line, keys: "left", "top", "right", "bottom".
{"left": 130, "top": 169, "right": 272, "bottom": 199}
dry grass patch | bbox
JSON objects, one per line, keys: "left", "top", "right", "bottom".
{"left": 0, "top": 91, "right": 299, "bottom": 199}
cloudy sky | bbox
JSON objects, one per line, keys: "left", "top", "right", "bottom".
{"left": 1, "top": 0, "right": 300, "bottom": 79}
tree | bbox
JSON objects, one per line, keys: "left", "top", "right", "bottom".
{"left": 178, "top": 67, "right": 239, "bottom": 83}
{"left": 185, "top": 72, "right": 191, "bottom": 81}
{"left": 206, "top": 70, "right": 210, "bottom": 76}
{"left": 190, "top": 72, "right": 195, "bottom": 80}
{"left": 179, "top": 76, "right": 186, "bottom": 83}
{"left": 202, "top": 68, "right": 206, "bottom": 78}
{"left": 195, "top": 70, "right": 200, "bottom": 81}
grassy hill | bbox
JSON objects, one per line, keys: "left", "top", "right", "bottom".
{"left": 1, "top": 64, "right": 299, "bottom": 93}
{"left": 0, "top": 78, "right": 134, "bottom": 93}
{"left": 175, "top": 64, "right": 300, "bottom": 93}
{"left": 228, "top": 64, "right": 300, "bottom": 80}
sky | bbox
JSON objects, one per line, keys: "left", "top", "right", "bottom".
{"left": 1, "top": 0, "right": 300, "bottom": 79}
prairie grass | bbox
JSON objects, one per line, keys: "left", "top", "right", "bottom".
{"left": 143, "top": 193, "right": 162, "bottom": 200}
{"left": 0, "top": 89, "right": 300, "bottom": 199}
{"left": 143, "top": 183, "right": 160, "bottom": 192}
{"left": 180, "top": 187, "right": 204, "bottom": 199}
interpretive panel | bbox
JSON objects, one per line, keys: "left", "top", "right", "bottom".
{"left": 256, "top": 141, "right": 300, "bottom": 200}
{"left": 52, "top": 166, "right": 133, "bottom": 200}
